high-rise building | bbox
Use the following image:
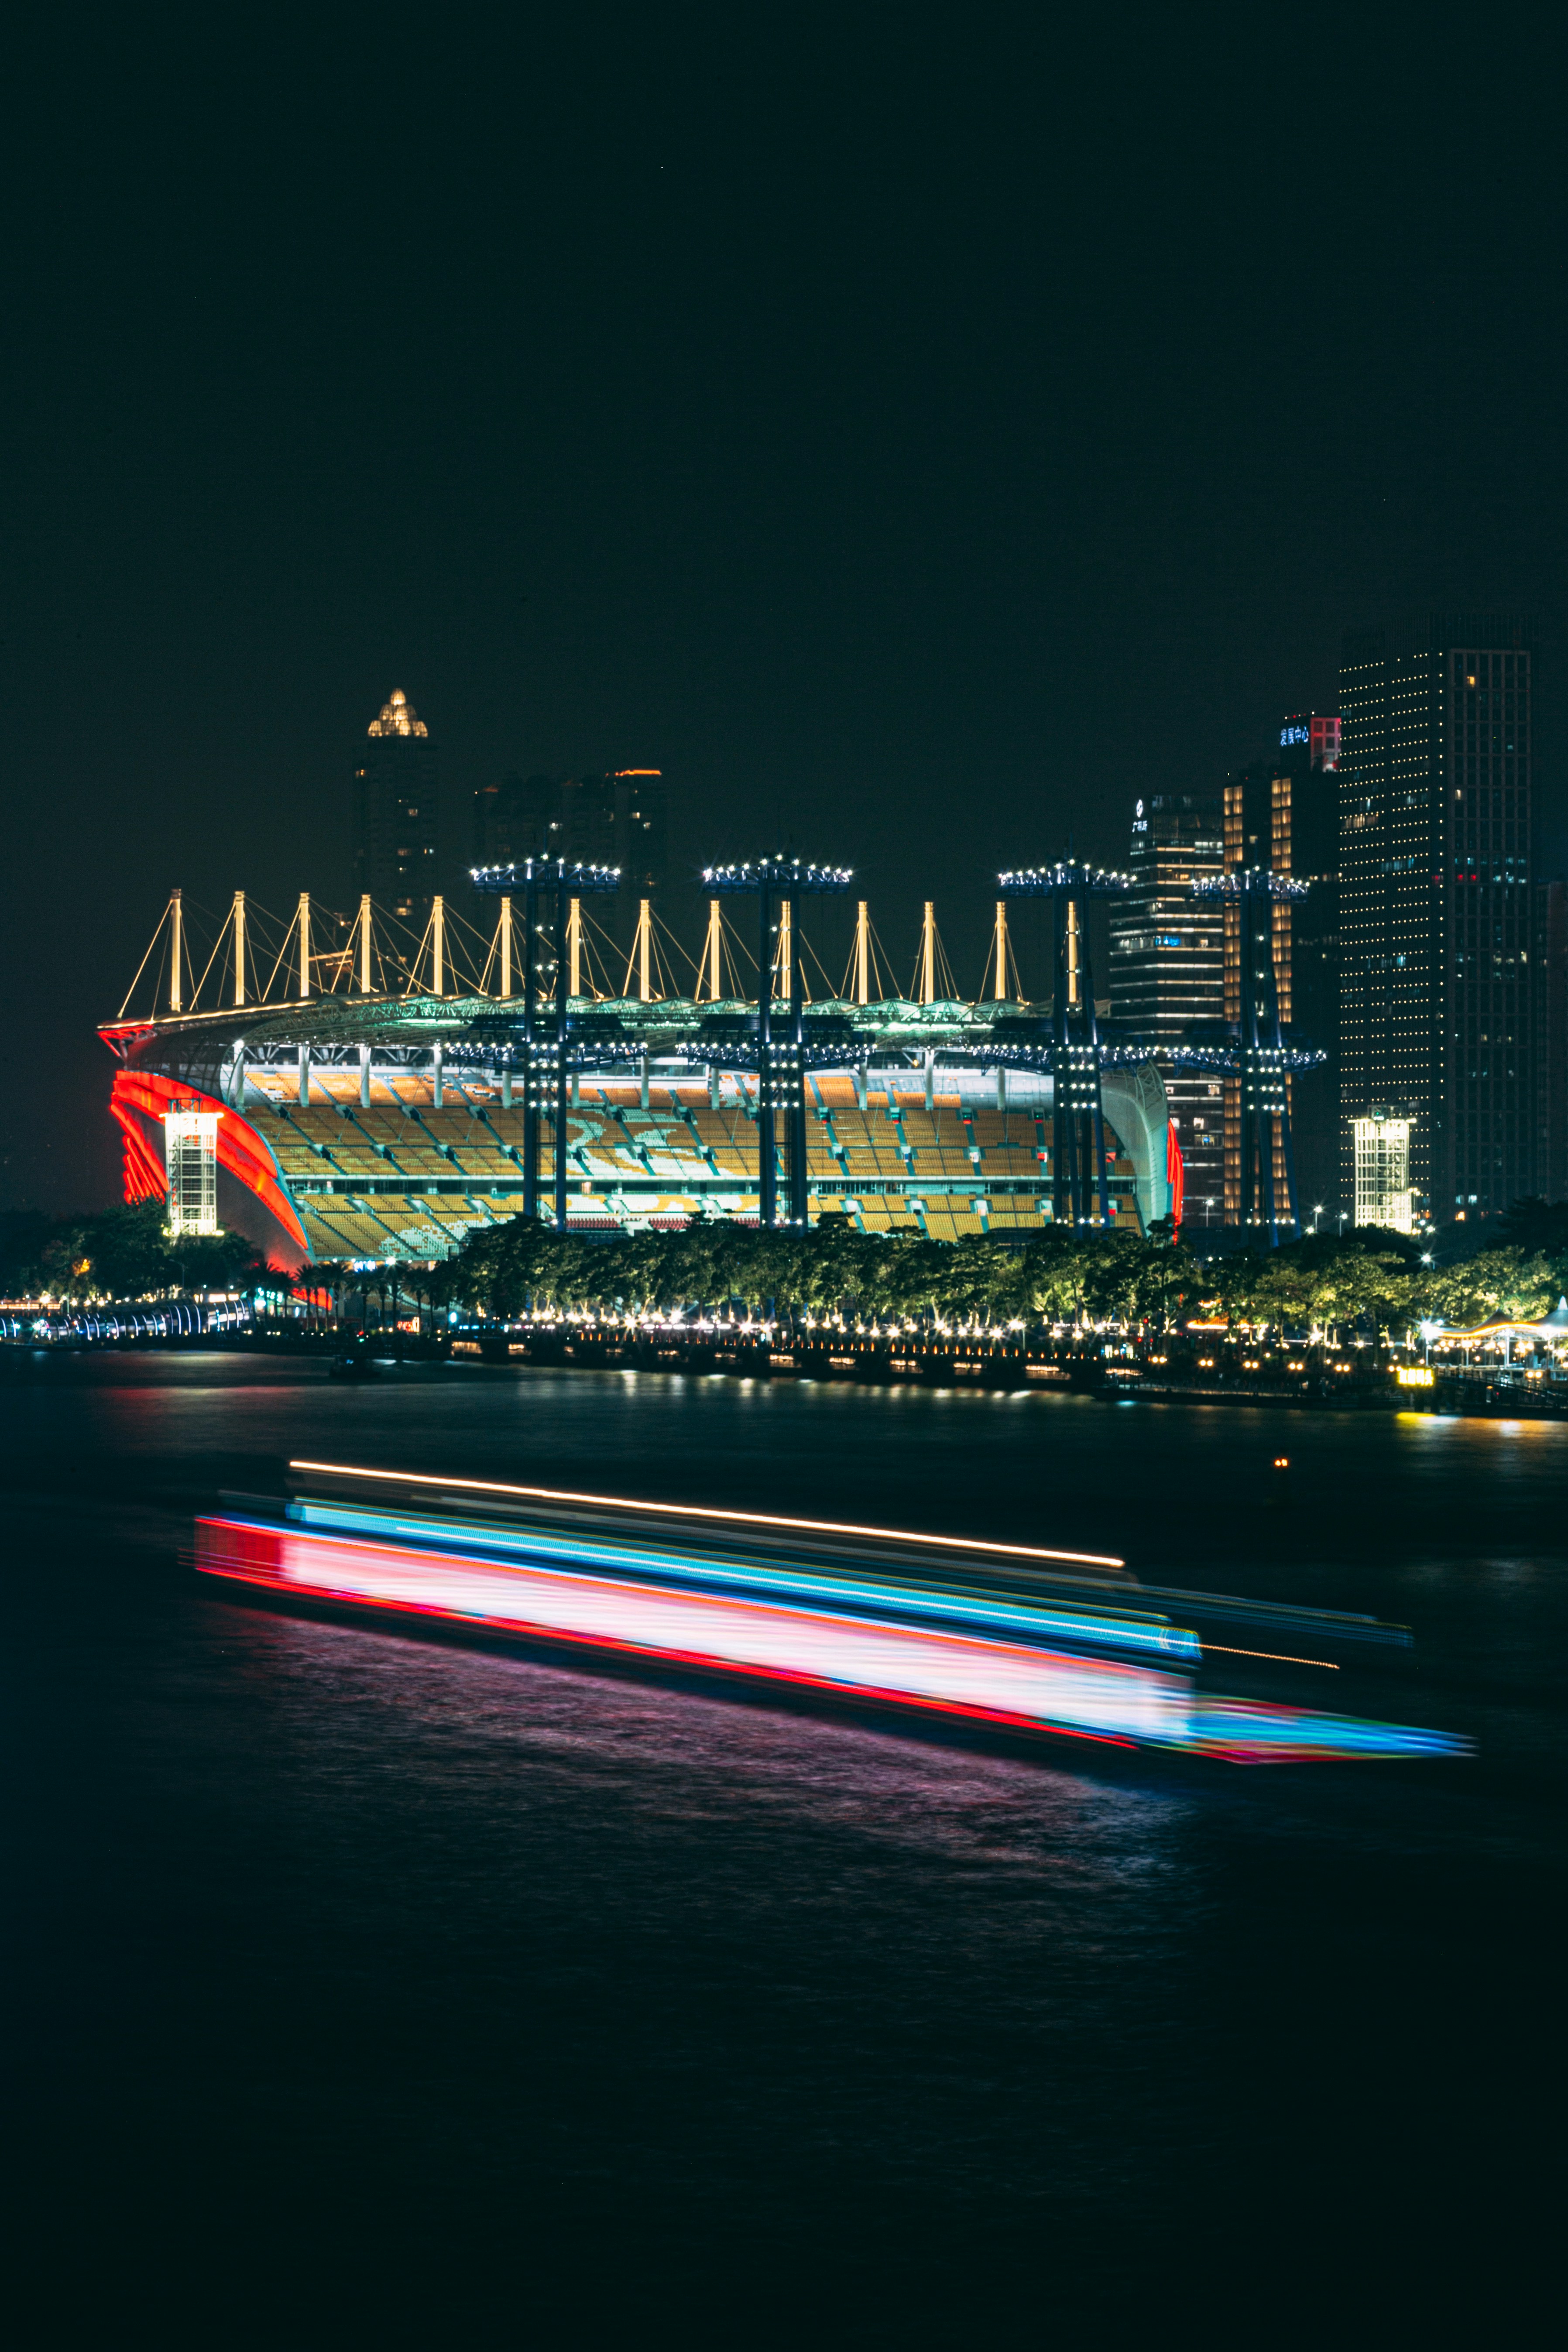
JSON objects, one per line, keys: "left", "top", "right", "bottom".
{"left": 473, "top": 768, "right": 669, "bottom": 964}
{"left": 1222, "top": 723, "right": 1340, "bottom": 1226}
{"left": 1280, "top": 713, "right": 1342, "bottom": 771}
{"left": 1109, "top": 795, "right": 1226, "bottom": 1225}
{"left": 1535, "top": 877, "right": 1567, "bottom": 1204}
{"left": 353, "top": 689, "right": 439, "bottom": 925}
{"left": 471, "top": 772, "right": 563, "bottom": 869}
{"left": 1338, "top": 617, "right": 1535, "bottom": 1227}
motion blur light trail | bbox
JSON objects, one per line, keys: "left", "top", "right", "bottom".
{"left": 197, "top": 1519, "right": 1181, "bottom": 1749}
{"left": 285, "top": 1458, "right": 1129, "bottom": 1570}
{"left": 287, "top": 1497, "right": 1201, "bottom": 1665}
{"left": 195, "top": 1500, "right": 1468, "bottom": 1766}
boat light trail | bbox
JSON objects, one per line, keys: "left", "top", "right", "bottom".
{"left": 1200, "top": 1643, "right": 1340, "bottom": 1670}
{"left": 287, "top": 1460, "right": 1126, "bottom": 1570}
{"left": 199, "top": 1514, "right": 1468, "bottom": 1766}
{"left": 199, "top": 1518, "right": 1178, "bottom": 1748}
{"left": 286, "top": 1497, "right": 1198, "bottom": 1663}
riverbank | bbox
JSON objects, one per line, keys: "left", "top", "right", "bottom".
{"left": 7, "top": 1312, "right": 1565, "bottom": 1417}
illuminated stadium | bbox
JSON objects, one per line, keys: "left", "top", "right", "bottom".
{"left": 100, "top": 867, "right": 1184, "bottom": 1270}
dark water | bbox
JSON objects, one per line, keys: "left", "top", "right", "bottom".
{"left": 3, "top": 1354, "right": 1565, "bottom": 2336}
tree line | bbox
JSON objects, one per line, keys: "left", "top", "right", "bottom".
{"left": 0, "top": 1202, "right": 265, "bottom": 1303}
{"left": 441, "top": 1202, "right": 1568, "bottom": 1339}
{"left": 7, "top": 1194, "right": 1565, "bottom": 1342}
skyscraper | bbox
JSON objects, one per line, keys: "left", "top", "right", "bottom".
{"left": 473, "top": 768, "right": 669, "bottom": 963}
{"left": 471, "top": 771, "right": 563, "bottom": 869}
{"left": 1108, "top": 795, "right": 1225, "bottom": 1225}
{"left": 1338, "top": 617, "right": 1535, "bottom": 1228}
{"left": 353, "top": 689, "right": 439, "bottom": 924}
{"left": 1223, "top": 722, "right": 1339, "bottom": 1225}
{"left": 1535, "top": 877, "right": 1567, "bottom": 1204}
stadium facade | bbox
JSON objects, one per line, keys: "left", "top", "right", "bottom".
{"left": 102, "top": 922, "right": 1179, "bottom": 1270}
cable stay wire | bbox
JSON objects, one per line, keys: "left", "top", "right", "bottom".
{"left": 799, "top": 933, "right": 842, "bottom": 1003}
{"left": 651, "top": 906, "right": 703, "bottom": 991}
{"left": 117, "top": 904, "right": 174, "bottom": 1020}
{"left": 838, "top": 915, "right": 894, "bottom": 1004}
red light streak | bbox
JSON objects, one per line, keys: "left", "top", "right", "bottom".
{"left": 197, "top": 1518, "right": 1173, "bottom": 1744}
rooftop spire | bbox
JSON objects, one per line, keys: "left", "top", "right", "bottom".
{"left": 368, "top": 688, "right": 429, "bottom": 739}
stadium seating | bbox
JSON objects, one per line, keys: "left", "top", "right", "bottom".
{"left": 234, "top": 1066, "right": 1142, "bottom": 1257}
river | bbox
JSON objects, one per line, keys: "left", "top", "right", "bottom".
{"left": 2, "top": 1351, "right": 1562, "bottom": 2335}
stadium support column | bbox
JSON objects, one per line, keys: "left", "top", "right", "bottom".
{"left": 703, "top": 859, "right": 853, "bottom": 1232}
{"left": 1052, "top": 886, "right": 1112, "bottom": 1226}
{"left": 787, "top": 897, "right": 809, "bottom": 1229}
{"left": 758, "top": 878, "right": 776, "bottom": 1227}
{"left": 1050, "top": 891, "right": 1074, "bottom": 1223}
{"left": 522, "top": 865, "right": 539, "bottom": 1220}
{"left": 553, "top": 862, "right": 570, "bottom": 1232}
{"left": 468, "top": 855, "right": 618, "bottom": 1231}
{"left": 1001, "top": 861, "right": 1128, "bottom": 1227}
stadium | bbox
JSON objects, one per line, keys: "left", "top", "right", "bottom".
{"left": 100, "top": 867, "right": 1184, "bottom": 1271}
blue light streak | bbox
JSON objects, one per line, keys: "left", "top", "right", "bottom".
{"left": 288, "top": 1498, "right": 1203, "bottom": 1665}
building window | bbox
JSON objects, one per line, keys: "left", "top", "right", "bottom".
{"left": 1352, "top": 1113, "right": 1413, "bottom": 1234}
{"left": 165, "top": 1112, "right": 219, "bottom": 1236}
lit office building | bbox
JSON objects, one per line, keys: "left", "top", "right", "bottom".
{"left": 1338, "top": 617, "right": 1535, "bottom": 1226}
{"left": 353, "top": 689, "right": 439, "bottom": 924}
{"left": 1535, "top": 878, "right": 1567, "bottom": 1204}
{"left": 1109, "top": 795, "right": 1225, "bottom": 1224}
{"left": 1222, "top": 722, "right": 1339, "bottom": 1226}
{"left": 473, "top": 769, "right": 668, "bottom": 960}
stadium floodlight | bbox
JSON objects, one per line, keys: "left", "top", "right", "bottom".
{"left": 997, "top": 862, "right": 1131, "bottom": 896}
{"left": 471, "top": 860, "right": 621, "bottom": 894}
{"left": 703, "top": 857, "right": 854, "bottom": 895}
{"left": 1191, "top": 867, "right": 1308, "bottom": 902}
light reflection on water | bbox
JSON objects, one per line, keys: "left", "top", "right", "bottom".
{"left": 1, "top": 1351, "right": 1562, "bottom": 2328}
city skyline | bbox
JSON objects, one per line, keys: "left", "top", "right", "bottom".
{"left": 5, "top": 19, "right": 1565, "bottom": 1219}
{"left": 61, "top": 646, "right": 1568, "bottom": 1238}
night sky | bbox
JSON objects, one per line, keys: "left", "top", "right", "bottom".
{"left": 4, "top": 10, "right": 1564, "bottom": 1209}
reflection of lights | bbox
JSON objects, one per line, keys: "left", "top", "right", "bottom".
{"left": 288, "top": 1459, "right": 1125, "bottom": 1570}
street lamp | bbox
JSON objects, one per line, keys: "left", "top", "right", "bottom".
{"left": 1313, "top": 1203, "right": 1324, "bottom": 1233}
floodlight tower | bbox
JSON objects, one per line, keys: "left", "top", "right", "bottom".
{"left": 998, "top": 861, "right": 1131, "bottom": 1225}
{"left": 1189, "top": 866, "right": 1307, "bottom": 1243}
{"left": 702, "top": 858, "right": 854, "bottom": 1227}
{"left": 472, "top": 857, "right": 620, "bottom": 1227}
